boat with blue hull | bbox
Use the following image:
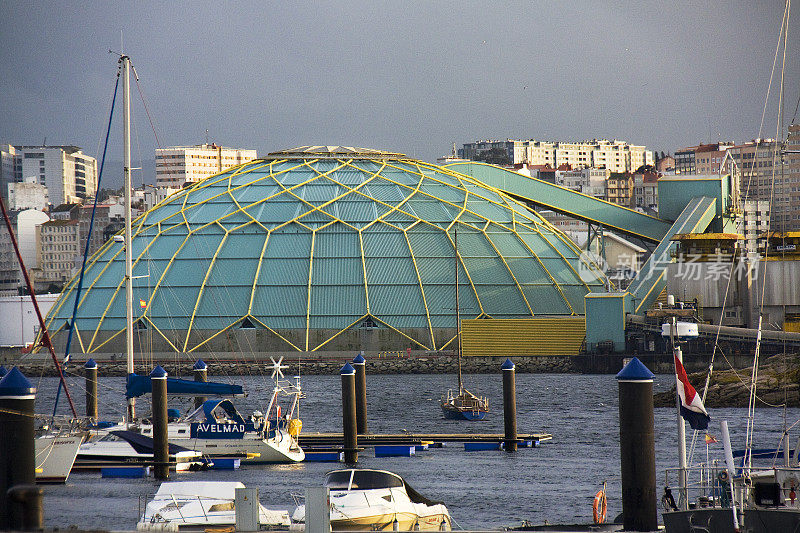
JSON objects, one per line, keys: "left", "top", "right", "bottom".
{"left": 440, "top": 225, "right": 489, "bottom": 421}
{"left": 441, "top": 388, "right": 488, "bottom": 421}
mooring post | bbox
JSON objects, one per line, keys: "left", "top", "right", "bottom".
{"left": 150, "top": 365, "right": 170, "bottom": 480}
{"left": 0, "top": 367, "right": 37, "bottom": 530}
{"left": 502, "top": 358, "right": 517, "bottom": 452}
{"left": 616, "top": 357, "right": 657, "bottom": 531}
{"left": 340, "top": 362, "right": 358, "bottom": 464}
{"left": 353, "top": 353, "right": 367, "bottom": 435}
{"left": 84, "top": 358, "right": 98, "bottom": 422}
{"left": 193, "top": 359, "right": 208, "bottom": 409}
{"left": 6, "top": 485, "right": 43, "bottom": 531}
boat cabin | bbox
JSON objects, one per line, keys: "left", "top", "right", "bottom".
{"left": 325, "top": 469, "right": 404, "bottom": 492}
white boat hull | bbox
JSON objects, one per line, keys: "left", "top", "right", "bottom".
{"left": 171, "top": 433, "right": 304, "bottom": 464}
{"left": 35, "top": 434, "right": 82, "bottom": 484}
{"left": 138, "top": 481, "right": 290, "bottom": 531}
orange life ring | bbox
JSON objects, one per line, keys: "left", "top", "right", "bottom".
{"left": 593, "top": 489, "right": 607, "bottom": 525}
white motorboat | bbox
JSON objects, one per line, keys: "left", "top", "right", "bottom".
{"left": 127, "top": 361, "right": 305, "bottom": 464}
{"left": 137, "top": 481, "right": 290, "bottom": 531}
{"left": 76, "top": 430, "right": 206, "bottom": 471}
{"left": 293, "top": 469, "right": 451, "bottom": 531}
{"left": 35, "top": 433, "right": 83, "bottom": 483}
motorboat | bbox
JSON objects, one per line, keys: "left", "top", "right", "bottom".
{"left": 35, "top": 432, "right": 83, "bottom": 483}
{"left": 137, "top": 481, "right": 290, "bottom": 531}
{"left": 292, "top": 468, "right": 451, "bottom": 531}
{"left": 127, "top": 360, "right": 305, "bottom": 464}
{"left": 76, "top": 430, "right": 207, "bottom": 471}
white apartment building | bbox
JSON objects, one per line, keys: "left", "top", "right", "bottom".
{"left": 7, "top": 177, "right": 49, "bottom": 210}
{"left": 14, "top": 146, "right": 97, "bottom": 205}
{"left": 156, "top": 143, "right": 258, "bottom": 188}
{"left": 462, "top": 139, "right": 652, "bottom": 172}
{"left": 0, "top": 209, "right": 50, "bottom": 295}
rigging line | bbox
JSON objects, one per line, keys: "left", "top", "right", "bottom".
{"left": 131, "top": 63, "right": 162, "bottom": 149}
{"left": 53, "top": 72, "right": 121, "bottom": 417}
{"left": 745, "top": 0, "right": 791, "bottom": 474}
{"left": 742, "top": 1, "right": 791, "bottom": 203}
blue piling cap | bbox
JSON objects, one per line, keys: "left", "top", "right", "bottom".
{"left": 340, "top": 362, "right": 355, "bottom": 375}
{"left": 353, "top": 353, "right": 365, "bottom": 364}
{"left": 193, "top": 359, "right": 207, "bottom": 371}
{"left": 0, "top": 365, "right": 7, "bottom": 377}
{"left": 615, "top": 357, "right": 655, "bottom": 381}
{"left": 150, "top": 365, "right": 168, "bottom": 378}
{"left": 0, "top": 367, "right": 36, "bottom": 398}
{"left": 501, "top": 358, "right": 515, "bottom": 370}
{"left": 84, "top": 358, "right": 97, "bottom": 370}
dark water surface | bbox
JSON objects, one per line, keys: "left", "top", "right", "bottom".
{"left": 31, "top": 372, "right": 800, "bottom": 530}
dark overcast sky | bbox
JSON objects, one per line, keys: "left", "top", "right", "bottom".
{"left": 1, "top": 1, "right": 798, "bottom": 173}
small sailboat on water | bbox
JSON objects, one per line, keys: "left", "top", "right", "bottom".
{"left": 440, "top": 224, "right": 488, "bottom": 420}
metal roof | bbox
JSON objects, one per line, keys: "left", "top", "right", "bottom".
{"left": 45, "top": 152, "right": 607, "bottom": 353}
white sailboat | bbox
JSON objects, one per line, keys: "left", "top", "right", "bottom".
{"left": 83, "top": 54, "right": 303, "bottom": 464}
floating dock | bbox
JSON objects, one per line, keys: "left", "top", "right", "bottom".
{"left": 298, "top": 432, "right": 551, "bottom": 447}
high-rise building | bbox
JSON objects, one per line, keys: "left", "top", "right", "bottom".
{"left": 3, "top": 145, "right": 97, "bottom": 205}
{"left": 155, "top": 143, "right": 258, "bottom": 188}
{"left": 460, "top": 139, "right": 652, "bottom": 173}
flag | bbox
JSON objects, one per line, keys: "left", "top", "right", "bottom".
{"left": 704, "top": 434, "right": 717, "bottom": 444}
{"left": 674, "top": 354, "right": 710, "bottom": 430}
{"left": 139, "top": 299, "right": 147, "bottom": 309}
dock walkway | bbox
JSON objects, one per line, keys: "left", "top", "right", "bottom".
{"left": 299, "top": 432, "right": 552, "bottom": 447}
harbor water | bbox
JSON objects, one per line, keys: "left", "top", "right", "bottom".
{"left": 32, "top": 371, "right": 800, "bottom": 530}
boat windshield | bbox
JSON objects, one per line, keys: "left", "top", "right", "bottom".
{"left": 325, "top": 470, "right": 404, "bottom": 491}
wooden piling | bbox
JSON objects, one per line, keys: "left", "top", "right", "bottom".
{"left": 84, "top": 359, "right": 98, "bottom": 422}
{"left": 0, "top": 367, "right": 36, "bottom": 530}
{"left": 616, "top": 357, "right": 657, "bottom": 531}
{"left": 150, "top": 366, "right": 170, "bottom": 480}
{"left": 340, "top": 363, "right": 358, "bottom": 464}
{"left": 353, "top": 353, "right": 367, "bottom": 434}
{"left": 501, "top": 358, "right": 517, "bottom": 452}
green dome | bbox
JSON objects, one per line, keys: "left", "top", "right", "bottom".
{"left": 46, "top": 147, "right": 605, "bottom": 353}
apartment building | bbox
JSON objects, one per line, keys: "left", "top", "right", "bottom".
{"left": 0, "top": 209, "right": 50, "bottom": 295}
{"left": 606, "top": 173, "right": 634, "bottom": 206}
{"left": 155, "top": 143, "right": 258, "bottom": 188}
{"left": 11, "top": 146, "right": 97, "bottom": 205}
{"left": 727, "top": 134, "right": 799, "bottom": 231}
{"left": 461, "top": 139, "right": 652, "bottom": 173}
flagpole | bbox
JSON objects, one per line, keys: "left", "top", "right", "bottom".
{"left": 671, "top": 317, "right": 689, "bottom": 511}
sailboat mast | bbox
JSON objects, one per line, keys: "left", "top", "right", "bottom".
{"left": 455, "top": 225, "right": 462, "bottom": 392}
{"left": 122, "top": 54, "right": 135, "bottom": 422}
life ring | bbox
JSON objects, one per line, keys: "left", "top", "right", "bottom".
{"left": 593, "top": 489, "right": 607, "bottom": 525}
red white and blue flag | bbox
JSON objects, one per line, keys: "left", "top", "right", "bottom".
{"left": 674, "top": 354, "right": 710, "bottom": 430}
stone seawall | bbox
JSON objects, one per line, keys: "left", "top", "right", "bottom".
{"left": 8, "top": 354, "right": 576, "bottom": 377}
